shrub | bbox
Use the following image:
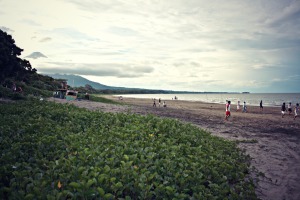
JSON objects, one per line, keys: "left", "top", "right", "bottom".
{"left": 0, "top": 101, "right": 257, "bottom": 199}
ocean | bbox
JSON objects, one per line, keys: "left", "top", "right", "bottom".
{"left": 117, "top": 93, "right": 300, "bottom": 107}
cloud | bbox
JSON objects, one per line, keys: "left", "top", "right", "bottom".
{"left": 252, "top": 63, "right": 279, "bottom": 70}
{"left": 25, "top": 52, "right": 47, "bottom": 59}
{"left": 20, "top": 19, "right": 41, "bottom": 26}
{"left": 66, "top": 0, "right": 123, "bottom": 13}
{"left": 51, "top": 27, "right": 98, "bottom": 41}
{"left": 38, "top": 62, "right": 154, "bottom": 78}
{"left": 108, "top": 26, "right": 139, "bottom": 37}
{"left": 1, "top": 0, "right": 299, "bottom": 92}
{"left": 39, "top": 37, "right": 52, "bottom": 42}
{"left": 0, "top": 26, "right": 14, "bottom": 33}
{"left": 265, "top": 1, "right": 300, "bottom": 28}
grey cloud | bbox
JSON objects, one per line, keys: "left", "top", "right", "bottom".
{"left": 266, "top": 1, "right": 300, "bottom": 28}
{"left": 68, "top": 49, "right": 122, "bottom": 56}
{"left": 220, "top": 36, "right": 300, "bottom": 51}
{"left": 66, "top": 0, "right": 122, "bottom": 12}
{"left": 185, "top": 48, "right": 216, "bottom": 53}
{"left": 52, "top": 28, "right": 98, "bottom": 41}
{"left": 20, "top": 19, "right": 41, "bottom": 26}
{"left": 40, "top": 62, "right": 154, "bottom": 78}
{"left": 25, "top": 52, "right": 47, "bottom": 59}
{"left": 108, "top": 26, "right": 139, "bottom": 37}
{"left": 39, "top": 37, "right": 52, "bottom": 42}
{"left": 0, "top": 26, "right": 14, "bottom": 33}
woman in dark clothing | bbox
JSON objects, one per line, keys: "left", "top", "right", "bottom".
{"left": 281, "top": 102, "right": 286, "bottom": 118}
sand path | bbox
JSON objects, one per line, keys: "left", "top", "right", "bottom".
{"left": 49, "top": 96, "right": 300, "bottom": 200}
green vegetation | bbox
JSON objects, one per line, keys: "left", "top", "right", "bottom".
{"left": 0, "top": 100, "right": 257, "bottom": 199}
{"left": 0, "top": 29, "right": 62, "bottom": 100}
{"left": 89, "top": 95, "right": 121, "bottom": 105}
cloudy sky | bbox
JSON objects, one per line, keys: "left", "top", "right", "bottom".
{"left": 1, "top": 0, "right": 300, "bottom": 92}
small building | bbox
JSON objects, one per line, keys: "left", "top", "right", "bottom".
{"left": 53, "top": 89, "right": 67, "bottom": 99}
{"left": 65, "top": 90, "right": 78, "bottom": 101}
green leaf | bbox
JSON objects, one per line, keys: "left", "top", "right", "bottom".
{"left": 97, "top": 187, "right": 105, "bottom": 197}
{"left": 69, "top": 182, "right": 81, "bottom": 189}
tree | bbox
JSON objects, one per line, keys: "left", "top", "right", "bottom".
{"left": 0, "top": 29, "right": 36, "bottom": 84}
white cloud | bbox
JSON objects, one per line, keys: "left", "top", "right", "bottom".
{"left": 0, "top": 0, "right": 299, "bottom": 92}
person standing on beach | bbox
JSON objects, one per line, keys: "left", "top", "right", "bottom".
{"left": 260, "top": 100, "right": 263, "bottom": 111}
{"left": 225, "top": 100, "right": 231, "bottom": 120}
{"left": 294, "top": 103, "right": 299, "bottom": 120}
{"left": 158, "top": 98, "right": 161, "bottom": 107}
{"left": 288, "top": 102, "right": 292, "bottom": 115}
{"left": 163, "top": 101, "right": 167, "bottom": 107}
{"left": 281, "top": 102, "right": 286, "bottom": 118}
{"left": 243, "top": 101, "right": 247, "bottom": 113}
{"left": 153, "top": 99, "right": 156, "bottom": 107}
{"left": 236, "top": 101, "right": 240, "bottom": 112}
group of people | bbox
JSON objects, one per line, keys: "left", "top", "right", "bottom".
{"left": 153, "top": 98, "right": 167, "bottom": 107}
{"left": 235, "top": 100, "right": 248, "bottom": 113}
{"left": 281, "top": 102, "right": 299, "bottom": 120}
{"left": 225, "top": 100, "right": 299, "bottom": 120}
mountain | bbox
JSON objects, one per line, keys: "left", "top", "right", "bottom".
{"left": 46, "top": 74, "right": 118, "bottom": 90}
{"left": 45, "top": 74, "right": 202, "bottom": 94}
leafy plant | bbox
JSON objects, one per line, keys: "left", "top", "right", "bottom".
{"left": 0, "top": 100, "right": 257, "bottom": 199}
{"left": 89, "top": 95, "right": 121, "bottom": 105}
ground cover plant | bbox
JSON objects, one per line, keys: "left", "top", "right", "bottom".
{"left": 0, "top": 100, "right": 257, "bottom": 199}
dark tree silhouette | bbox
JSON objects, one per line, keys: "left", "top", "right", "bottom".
{"left": 0, "top": 29, "right": 36, "bottom": 84}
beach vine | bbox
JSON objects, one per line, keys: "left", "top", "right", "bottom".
{"left": 0, "top": 100, "right": 257, "bottom": 199}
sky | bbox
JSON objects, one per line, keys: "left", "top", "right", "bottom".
{"left": 1, "top": 0, "right": 300, "bottom": 93}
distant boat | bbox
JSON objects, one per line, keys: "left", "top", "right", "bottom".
{"left": 242, "top": 92, "right": 250, "bottom": 94}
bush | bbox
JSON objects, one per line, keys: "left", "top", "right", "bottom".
{"left": 0, "top": 85, "right": 26, "bottom": 100}
{"left": 0, "top": 101, "right": 257, "bottom": 199}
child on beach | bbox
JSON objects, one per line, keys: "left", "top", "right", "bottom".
{"left": 236, "top": 101, "right": 240, "bottom": 112}
{"left": 153, "top": 99, "right": 156, "bottom": 107}
{"left": 163, "top": 101, "right": 167, "bottom": 107}
{"left": 243, "top": 101, "right": 247, "bottom": 113}
{"left": 225, "top": 100, "right": 231, "bottom": 120}
{"left": 158, "top": 98, "right": 161, "bottom": 107}
{"left": 294, "top": 103, "right": 299, "bottom": 120}
{"left": 281, "top": 102, "right": 286, "bottom": 118}
{"left": 288, "top": 102, "right": 292, "bottom": 115}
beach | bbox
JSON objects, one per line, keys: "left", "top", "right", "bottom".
{"left": 50, "top": 96, "right": 300, "bottom": 200}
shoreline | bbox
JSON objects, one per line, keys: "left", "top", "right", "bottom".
{"left": 115, "top": 93, "right": 299, "bottom": 107}
{"left": 117, "top": 96, "right": 284, "bottom": 108}
{"left": 50, "top": 96, "right": 300, "bottom": 200}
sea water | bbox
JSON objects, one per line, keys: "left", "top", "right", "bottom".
{"left": 118, "top": 93, "right": 300, "bottom": 107}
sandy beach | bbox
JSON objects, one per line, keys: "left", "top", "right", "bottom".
{"left": 49, "top": 96, "right": 300, "bottom": 200}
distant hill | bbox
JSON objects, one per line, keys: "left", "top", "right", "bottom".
{"left": 46, "top": 74, "right": 118, "bottom": 90}
{"left": 45, "top": 74, "right": 206, "bottom": 94}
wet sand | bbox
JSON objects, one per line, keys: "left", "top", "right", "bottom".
{"left": 49, "top": 96, "right": 300, "bottom": 200}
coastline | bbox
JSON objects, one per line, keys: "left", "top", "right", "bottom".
{"left": 50, "top": 96, "right": 300, "bottom": 200}
{"left": 116, "top": 93, "right": 300, "bottom": 107}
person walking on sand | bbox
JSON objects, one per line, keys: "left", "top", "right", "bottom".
{"left": 288, "top": 102, "right": 292, "bottom": 115}
{"left": 294, "top": 103, "right": 299, "bottom": 120}
{"left": 225, "top": 100, "right": 231, "bottom": 120}
{"left": 281, "top": 102, "right": 286, "bottom": 118}
{"left": 153, "top": 99, "right": 156, "bottom": 107}
{"left": 260, "top": 100, "right": 263, "bottom": 111}
{"left": 236, "top": 101, "right": 240, "bottom": 112}
{"left": 158, "top": 98, "right": 161, "bottom": 107}
{"left": 243, "top": 101, "right": 247, "bottom": 113}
